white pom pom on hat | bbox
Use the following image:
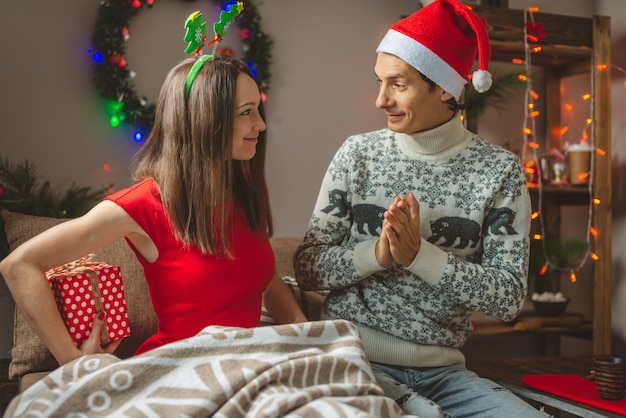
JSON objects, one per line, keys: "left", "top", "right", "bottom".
{"left": 472, "top": 69, "right": 493, "bottom": 93}
{"left": 376, "top": 0, "right": 492, "bottom": 101}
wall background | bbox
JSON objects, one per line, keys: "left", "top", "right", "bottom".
{"left": 1, "top": 0, "right": 624, "bottom": 359}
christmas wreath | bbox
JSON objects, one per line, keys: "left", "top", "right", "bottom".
{"left": 91, "top": 0, "right": 272, "bottom": 141}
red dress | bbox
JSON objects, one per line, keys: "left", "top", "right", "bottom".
{"left": 105, "top": 178, "right": 275, "bottom": 354}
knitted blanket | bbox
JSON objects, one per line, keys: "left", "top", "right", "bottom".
{"left": 4, "top": 320, "right": 413, "bottom": 417}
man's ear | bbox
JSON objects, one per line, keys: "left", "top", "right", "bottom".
{"left": 441, "top": 91, "right": 453, "bottom": 102}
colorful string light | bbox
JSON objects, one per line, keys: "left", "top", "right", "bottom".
{"left": 90, "top": 0, "right": 272, "bottom": 142}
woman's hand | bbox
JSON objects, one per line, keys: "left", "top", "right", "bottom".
{"left": 79, "top": 312, "right": 123, "bottom": 356}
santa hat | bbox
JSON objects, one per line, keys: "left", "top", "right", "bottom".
{"left": 376, "top": 0, "right": 492, "bottom": 101}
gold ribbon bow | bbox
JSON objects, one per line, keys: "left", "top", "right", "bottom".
{"left": 47, "top": 253, "right": 98, "bottom": 275}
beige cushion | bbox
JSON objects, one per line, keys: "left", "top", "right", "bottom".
{"left": 269, "top": 237, "right": 301, "bottom": 278}
{"left": 265, "top": 237, "right": 328, "bottom": 324}
{"left": 1, "top": 210, "right": 157, "bottom": 381}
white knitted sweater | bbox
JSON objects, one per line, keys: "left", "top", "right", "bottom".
{"left": 295, "top": 116, "right": 531, "bottom": 367}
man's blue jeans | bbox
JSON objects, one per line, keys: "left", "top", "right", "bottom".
{"left": 371, "top": 362, "right": 549, "bottom": 418}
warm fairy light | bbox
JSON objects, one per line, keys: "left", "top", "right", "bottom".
{"left": 459, "top": 114, "right": 465, "bottom": 122}
{"left": 581, "top": 131, "right": 588, "bottom": 142}
{"left": 577, "top": 172, "right": 589, "bottom": 182}
{"left": 518, "top": 74, "right": 528, "bottom": 82}
{"left": 525, "top": 162, "right": 538, "bottom": 186}
{"left": 549, "top": 127, "right": 561, "bottom": 137}
{"left": 521, "top": 6, "right": 601, "bottom": 286}
{"left": 596, "top": 148, "right": 606, "bottom": 156}
{"left": 103, "top": 163, "right": 110, "bottom": 171}
{"left": 591, "top": 252, "right": 599, "bottom": 261}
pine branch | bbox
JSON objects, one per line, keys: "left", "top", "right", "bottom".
{"left": 464, "top": 70, "right": 527, "bottom": 124}
{"left": 0, "top": 155, "right": 113, "bottom": 259}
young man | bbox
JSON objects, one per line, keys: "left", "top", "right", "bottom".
{"left": 294, "top": 1, "right": 545, "bottom": 416}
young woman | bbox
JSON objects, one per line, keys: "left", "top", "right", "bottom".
{"left": 0, "top": 55, "right": 307, "bottom": 366}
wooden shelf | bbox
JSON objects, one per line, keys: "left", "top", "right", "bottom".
{"left": 470, "top": 4, "right": 612, "bottom": 356}
{"left": 472, "top": 318, "right": 592, "bottom": 339}
{"left": 529, "top": 185, "right": 590, "bottom": 206}
{"left": 489, "top": 41, "right": 592, "bottom": 67}
{"left": 529, "top": 185, "right": 589, "bottom": 195}
{"left": 467, "top": 313, "right": 592, "bottom": 358}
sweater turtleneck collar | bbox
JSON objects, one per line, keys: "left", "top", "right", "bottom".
{"left": 394, "top": 114, "right": 473, "bottom": 161}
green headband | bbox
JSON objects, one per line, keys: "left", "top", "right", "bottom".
{"left": 185, "top": 54, "right": 213, "bottom": 98}
{"left": 182, "top": 3, "right": 244, "bottom": 99}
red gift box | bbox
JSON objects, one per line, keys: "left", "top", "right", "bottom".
{"left": 46, "top": 255, "right": 131, "bottom": 346}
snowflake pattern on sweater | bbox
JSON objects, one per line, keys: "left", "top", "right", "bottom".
{"left": 295, "top": 117, "right": 531, "bottom": 352}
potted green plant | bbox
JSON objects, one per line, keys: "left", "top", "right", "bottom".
{"left": 528, "top": 236, "right": 587, "bottom": 316}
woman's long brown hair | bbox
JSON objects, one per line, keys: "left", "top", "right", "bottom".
{"left": 131, "top": 55, "right": 273, "bottom": 257}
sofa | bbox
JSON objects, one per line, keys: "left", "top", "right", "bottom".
{"left": 1, "top": 210, "right": 327, "bottom": 393}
